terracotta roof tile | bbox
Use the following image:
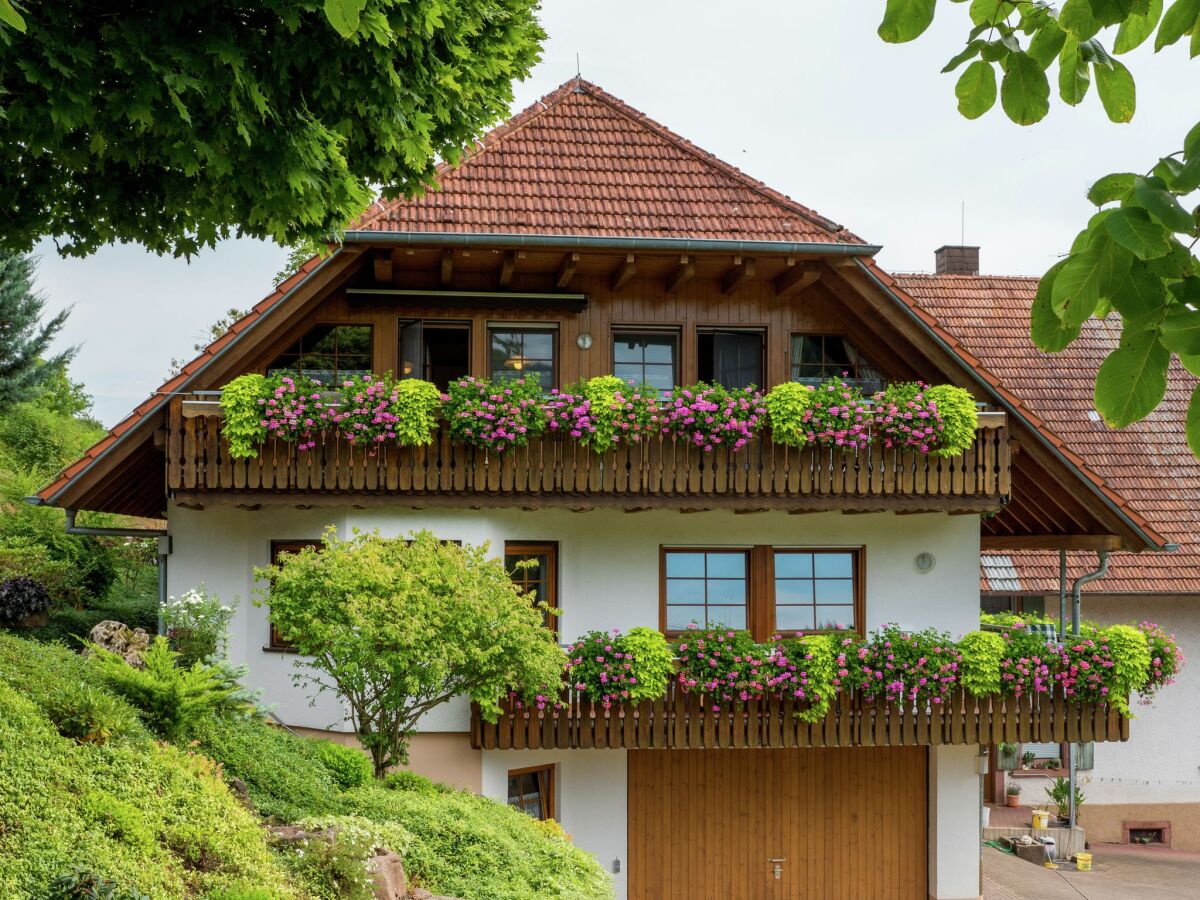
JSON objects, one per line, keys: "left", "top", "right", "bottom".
{"left": 352, "top": 79, "right": 862, "bottom": 245}
{"left": 896, "top": 273, "right": 1199, "bottom": 595}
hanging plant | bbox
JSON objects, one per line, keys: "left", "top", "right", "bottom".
{"left": 547, "top": 375, "right": 659, "bottom": 452}
{"left": 799, "top": 375, "right": 871, "bottom": 450}
{"left": 672, "top": 626, "right": 783, "bottom": 708}
{"left": 567, "top": 627, "right": 674, "bottom": 708}
{"left": 871, "top": 382, "right": 947, "bottom": 453}
{"left": 763, "top": 382, "right": 816, "bottom": 447}
{"left": 853, "top": 624, "right": 962, "bottom": 707}
{"left": 923, "top": 385, "right": 978, "bottom": 456}
{"left": 325, "top": 374, "right": 441, "bottom": 448}
{"left": 219, "top": 373, "right": 269, "bottom": 459}
{"left": 1138, "top": 621, "right": 1185, "bottom": 703}
{"left": 772, "top": 632, "right": 839, "bottom": 723}
{"left": 659, "top": 382, "right": 766, "bottom": 453}
{"left": 442, "top": 376, "right": 547, "bottom": 452}
{"left": 255, "top": 373, "right": 328, "bottom": 450}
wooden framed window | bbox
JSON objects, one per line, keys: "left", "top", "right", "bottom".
{"left": 662, "top": 548, "right": 750, "bottom": 632}
{"left": 398, "top": 318, "right": 471, "bottom": 389}
{"left": 507, "top": 765, "right": 555, "bottom": 820}
{"left": 772, "top": 549, "right": 862, "bottom": 633}
{"left": 267, "top": 540, "right": 321, "bottom": 650}
{"left": 504, "top": 541, "right": 558, "bottom": 633}
{"left": 612, "top": 329, "right": 679, "bottom": 395}
{"left": 661, "top": 546, "right": 863, "bottom": 641}
{"left": 489, "top": 326, "right": 557, "bottom": 390}
{"left": 790, "top": 334, "right": 884, "bottom": 392}
{"left": 267, "top": 324, "right": 373, "bottom": 384}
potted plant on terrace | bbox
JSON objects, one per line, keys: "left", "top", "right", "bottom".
{"left": 1022, "top": 750, "right": 1036, "bottom": 770}
{"left": 1006, "top": 784, "right": 1022, "bottom": 808}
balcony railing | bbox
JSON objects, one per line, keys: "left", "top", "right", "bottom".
{"left": 470, "top": 683, "right": 1128, "bottom": 751}
{"left": 166, "top": 397, "right": 1010, "bottom": 510}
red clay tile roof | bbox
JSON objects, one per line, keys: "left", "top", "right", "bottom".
{"left": 351, "top": 79, "right": 862, "bottom": 244}
{"left": 896, "top": 273, "right": 1199, "bottom": 595}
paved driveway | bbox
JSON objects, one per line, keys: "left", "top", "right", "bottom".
{"left": 984, "top": 845, "right": 1200, "bottom": 899}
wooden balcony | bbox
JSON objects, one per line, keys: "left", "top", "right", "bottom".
{"left": 471, "top": 684, "right": 1129, "bottom": 751}
{"left": 166, "top": 398, "right": 1010, "bottom": 512}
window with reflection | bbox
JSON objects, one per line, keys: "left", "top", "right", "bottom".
{"left": 773, "top": 550, "right": 858, "bottom": 632}
{"left": 613, "top": 331, "right": 678, "bottom": 394}
{"left": 505, "top": 542, "right": 557, "bottom": 633}
{"left": 790, "top": 334, "right": 884, "bottom": 392}
{"left": 507, "top": 766, "right": 554, "bottom": 820}
{"left": 489, "top": 328, "right": 556, "bottom": 390}
{"left": 663, "top": 549, "right": 749, "bottom": 631}
{"left": 268, "top": 324, "right": 373, "bottom": 384}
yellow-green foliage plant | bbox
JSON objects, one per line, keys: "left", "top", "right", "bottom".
{"left": 923, "top": 385, "right": 978, "bottom": 456}
{"left": 764, "top": 382, "right": 815, "bottom": 447}
{"left": 957, "top": 630, "right": 1005, "bottom": 697}
{"left": 218, "top": 374, "right": 268, "bottom": 459}
{"left": 777, "top": 632, "right": 838, "bottom": 723}
{"left": 391, "top": 378, "right": 442, "bottom": 445}
{"left": 1102, "top": 624, "right": 1151, "bottom": 714}
{"left": 616, "top": 626, "right": 675, "bottom": 702}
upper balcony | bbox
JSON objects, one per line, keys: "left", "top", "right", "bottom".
{"left": 165, "top": 395, "right": 1010, "bottom": 513}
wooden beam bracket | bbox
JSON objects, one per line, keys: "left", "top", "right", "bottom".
{"left": 611, "top": 253, "right": 637, "bottom": 292}
{"left": 556, "top": 251, "right": 580, "bottom": 289}
{"left": 721, "top": 256, "right": 756, "bottom": 295}
{"left": 665, "top": 255, "right": 695, "bottom": 294}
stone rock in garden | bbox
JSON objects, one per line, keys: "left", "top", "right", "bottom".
{"left": 228, "top": 777, "right": 253, "bottom": 810}
{"left": 370, "top": 849, "right": 406, "bottom": 899}
{"left": 267, "top": 824, "right": 337, "bottom": 847}
{"left": 87, "top": 620, "right": 150, "bottom": 668}
{"left": 407, "top": 890, "right": 463, "bottom": 900}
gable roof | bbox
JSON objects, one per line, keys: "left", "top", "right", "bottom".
{"left": 351, "top": 79, "right": 862, "bottom": 245}
{"left": 895, "top": 273, "right": 1199, "bottom": 595}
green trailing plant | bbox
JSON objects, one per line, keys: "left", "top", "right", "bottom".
{"left": 550, "top": 375, "right": 659, "bottom": 452}
{"left": 312, "top": 740, "right": 374, "bottom": 791}
{"left": 957, "top": 630, "right": 1006, "bottom": 697}
{"left": 257, "top": 528, "right": 565, "bottom": 776}
{"left": 567, "top": 627, "right": 673, "bottom": 707}
{"left": 775, "top": 632, "right": 839, "bottom": 723}
{"left": 619, "top": 627, "right": 675, "bottom": 701}
{"left": 47, "top": 682, "right": 138, "bottom": 745}
{"left": 89, "top": 637, "right": 257, "bottom": 740}
{"left": 1102, "top": 624, "right": 1151, "bottom": 712}
{"left": 922, "top": 385, "right": 978, "bottom": 456}
{"left": 390, "top": 378, "right": 442, "bottom": 445}
{"left": 219, "top": 374, "right": 269, "bottom": 460}
{"left": 764, "top": 382, "right": 816, "bottom": 447}
{"left": 1139, "top": 620, "right": 1185, "bottom": 702}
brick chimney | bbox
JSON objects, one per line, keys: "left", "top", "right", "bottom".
{"left": 934, "top": 245, "right": 979, "bottom": 275}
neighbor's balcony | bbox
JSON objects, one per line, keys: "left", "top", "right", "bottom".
{"left": 470, "top": 683, "right": 1129, "bottom": 751}
{"left": 165, "top": 396, "right": 1010, "bottom": 512}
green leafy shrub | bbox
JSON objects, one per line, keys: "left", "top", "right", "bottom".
{"left": 80, "top": 791, "right": 156, "bottom": 853}
{"left": 276, "top": 828, "right": 375, "bottom": 900}
{"left": 922, "top": 385, "right": 978, "bottom": 456}
{"left": 764, "top": 382, "right": 815, "bottom": 447}
{"left": 46, "top": 868, "right": 150, "bottom": 900}
{"left": 162, "top": 585, "right": 235, "bottom": 665}
{"left": 1044, "top": 775, "right": 1084, "bottom": 820}
{"left": 218, "top": 374, "right": 269, "bottom": 459}
{"left": 204, "top": 888, "right": 276, "bottom": 900}
{"left": 391, "top": 377, "right": 442, "bottom": 445}
{"left": 313, "top": 739, "right": 374, "bottom": 790}
{"left": 0, "top": 539, "right": 87, "bottom": 607}
{"left": 957, "top": 630, "right": 1005, "bottom": 697}
{"left": 48, "top": 682, "right": 138, "bottom": 745}
{"left": 382, "top": 769, "right": 450, "bottom": 796}
{"left": 90, "top": 637, "right": 256, "bottom": 740}
{"left": 0, "top": 575, "right": 51, "bottom": 622}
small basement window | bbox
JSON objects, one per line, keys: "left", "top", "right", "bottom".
{"left": 507, "top": 765, "right": 554, "bottom": 820}
{"left": 268, "top": 324, "right": 373, "bottom": 385}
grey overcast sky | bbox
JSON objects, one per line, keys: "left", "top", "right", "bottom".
{"left": 34, "top": 1, "right": 1197, "bottom": 426}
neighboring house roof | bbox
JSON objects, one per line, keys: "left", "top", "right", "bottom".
{"left": 351, "top": 79, "right": 862, "bottom": 245}
{"left": 896, "top": 273, "right": 1200, "bottom": 595}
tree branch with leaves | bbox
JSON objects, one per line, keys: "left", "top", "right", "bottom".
{"left": 877, "top": 0, "right": 1200, "bottom": 455}
{"left": 256, "top": 528, "right": 565, "bottom": 777}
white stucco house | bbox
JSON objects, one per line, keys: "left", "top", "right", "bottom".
{"left": 34, "top": 80, "right": 1178, "bottom": 898}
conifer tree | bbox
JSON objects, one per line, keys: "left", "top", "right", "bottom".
{"left": 0, "top": 252, "right": 73, "bottom": 410}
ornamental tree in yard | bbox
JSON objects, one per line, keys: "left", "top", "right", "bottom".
{"left": 257, "top": 528, "right": 565, "bottom": 776}
{"left": 875, "top": 1, "right": 1200, "bottom": 457}
{"left": 0, "top": 1, "right": 544, "bottom": 258}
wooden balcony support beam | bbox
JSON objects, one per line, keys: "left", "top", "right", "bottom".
{"left": 722, "top": 256, "right": 756, "bottom": 295}
{"left": 775, "top": 258, "right": 821, "bottom": 298}
{"left": 665, "top": 255, "right": 695, "bottom": 293}
{"left": 372, "top": 254, "right": 393, "bottom": 284}
{"left": 556, "top": 252, "right": 580, "bottom": 289}
{"left": 498, "top": 250, "right": 520, "bottom": 287}
{"left": 611, "top": 253, "right": 637, "bottom": 292}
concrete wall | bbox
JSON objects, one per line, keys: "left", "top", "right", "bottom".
{"left": 929, "top": 745, "right": 983, "bottom": 900}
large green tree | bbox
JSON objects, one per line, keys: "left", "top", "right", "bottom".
{"left": 0, "top": 252, "right": 73, "bottom": 411}
{"left": 0, "top": 1, "right": 543, "bottom": 258}
{"left": 258, "top": 529, "right": 565, "bottom": 776}
{"left": 875, "top": 1, "right": 1200, "bottom": 455}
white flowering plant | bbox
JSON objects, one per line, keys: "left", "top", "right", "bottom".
{"left": 162, "top": 585, "right": 235, "bottom": 666}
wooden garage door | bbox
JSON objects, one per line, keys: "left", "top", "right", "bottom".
{"left": 628, "top": 747, "right": 927, "bottom": 899}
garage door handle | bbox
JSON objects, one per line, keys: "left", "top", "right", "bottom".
{"left": 768, "top": 858, "right": 786, "bottom": 863}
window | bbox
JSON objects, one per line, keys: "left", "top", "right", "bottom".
{"left": 489, "top": 327, "right": 557, "bottom": 390}
{"left": 267, "top": 540, "right": 322, "bottom": 649}
{"left": 980, "top": 595, "right": 1045, "bottom": 617}
{"left": 399, "top": 319, "right": 471, "bottom": 389}
{"left": 663, "top": 549, "right": 749, "bottom": 631}
{"left": 790, "top": 334, "right": 884, "bottom": 392}
{"left": 268, "top": 324, "right": 373, "bottom": 384}
{"left": 661, "top": 546, "right": 862, "bottom": 639}
{"left": 773, "top": 550, "right": 858, "bottom": 632}
{"left": 505, "top": 542, "right": 558, "bottom": 632}
{"left": 697, "top": 329, "right": 764, "bottom": 389}
{"left": 507, "top": 765, "right": 554, "bottom": 820}
{"left": 613, "top": 330, "right": 678, "bottom": 394}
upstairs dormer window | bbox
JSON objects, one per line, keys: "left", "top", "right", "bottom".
{"left": 268, "top": 324, "right": 373, "bottom": 385}
{"left": 790, "top": 334, "right": 884, "bottom": 393}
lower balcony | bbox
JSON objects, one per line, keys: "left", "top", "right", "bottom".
{"left": 470, "top": 683, "right": 1129, "bottom": 751}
